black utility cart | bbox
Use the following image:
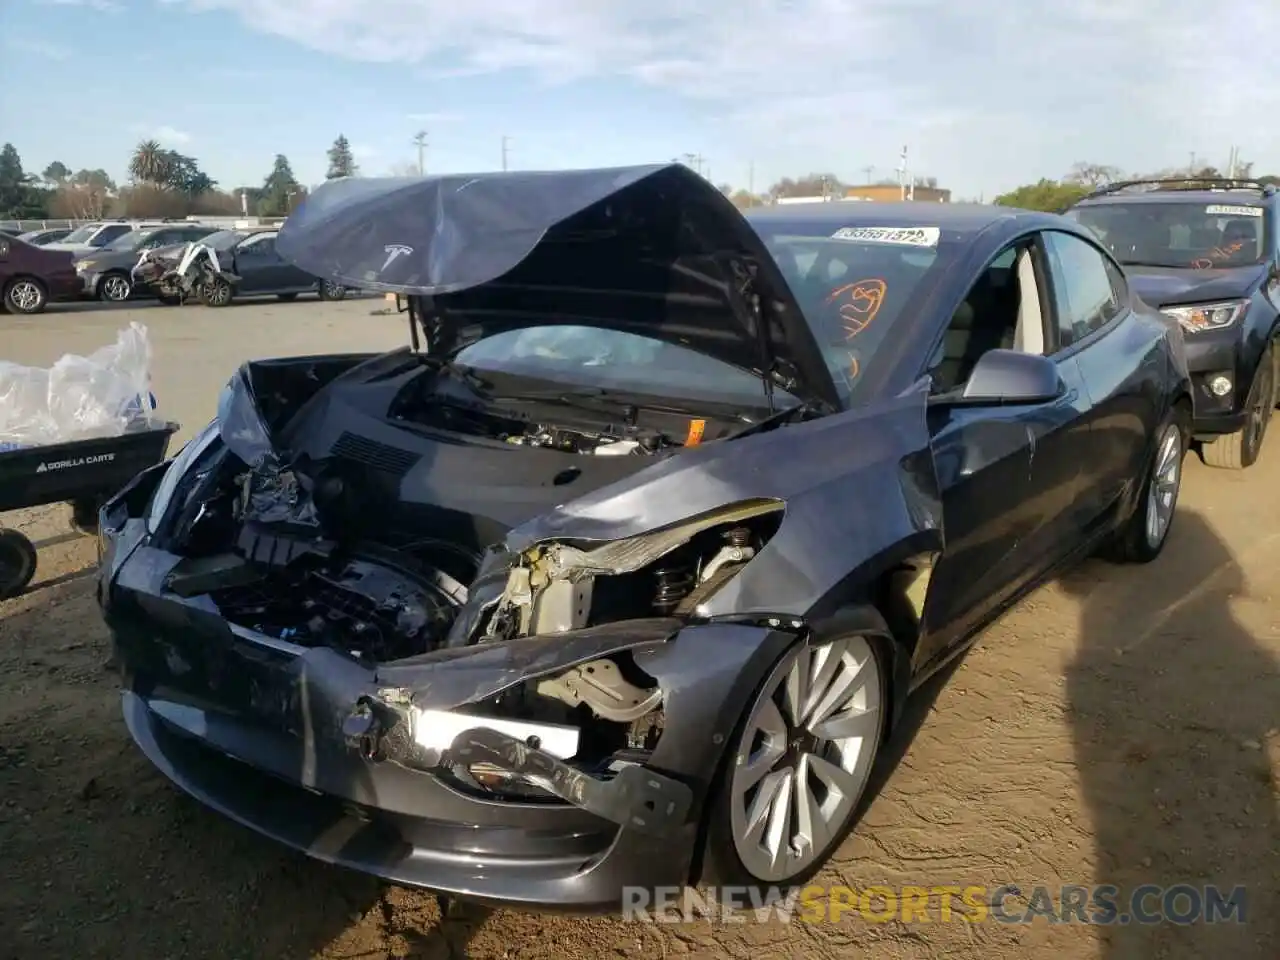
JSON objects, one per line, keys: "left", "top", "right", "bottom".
{"left": 0, "top": 422, "right": 178, "bottom": 599}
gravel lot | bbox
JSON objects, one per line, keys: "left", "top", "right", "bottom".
{"left": 1, "top": 299, "right": 1277, "bottom": 960}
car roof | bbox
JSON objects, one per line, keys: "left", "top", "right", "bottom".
{"left": 1075, "top": 189, "right": 1274, "bottom": 208}
{"left": 743, "top": 201, "right": 1061, "bottom": 237}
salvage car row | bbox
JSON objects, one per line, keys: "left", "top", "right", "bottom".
{"left": 89, "top": 166, "right": 1280, "bottom": 914}
{"left": 0, "top": 219, "right": 349, "bottom": 315}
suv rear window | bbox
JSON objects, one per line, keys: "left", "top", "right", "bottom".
{"left": 1066, "top": 201, "right": 1268, "bottom": 269}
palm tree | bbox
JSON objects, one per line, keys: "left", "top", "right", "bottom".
{"left": 129, "top": 140, "right": 169, "bottom": 185}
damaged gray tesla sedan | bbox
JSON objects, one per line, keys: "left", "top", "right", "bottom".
{"left": 97, "top": 163, "right": 1191, "bottom": 907}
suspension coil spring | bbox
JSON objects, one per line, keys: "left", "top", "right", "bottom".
{"left": 652, "top": 565, "right": 696, "bottom": 612}
{"left": 723, "top": 526, "right": 751, "bottom": 548}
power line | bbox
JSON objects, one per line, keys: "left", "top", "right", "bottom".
{"left": 412, "top": 130, "right": 429, "bottom": 176}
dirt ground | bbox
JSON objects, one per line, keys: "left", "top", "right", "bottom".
{"left": 1, "top": 299, "right": 1277, "bottom": 960}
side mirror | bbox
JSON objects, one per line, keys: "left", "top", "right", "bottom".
{"left": 958, "top": 349, "right": 1063, "bottom": 404}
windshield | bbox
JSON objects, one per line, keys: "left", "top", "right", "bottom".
{"left": 456, "top": 327, "right": 798, "bottom": 409}
{"left": 103, "top": 230, "right": 152, "bottom": 252}
{"left": 202, "top": 230, "right": 247, "bottom": 250}
{"left": 1066, "top": 201, "right": 1269, "bottom": 269}
{"left": 61, "top": 224, "right": 101, "bottom": 244}
{"left": 752, "top": 223, "right": 948, "bottom": 401}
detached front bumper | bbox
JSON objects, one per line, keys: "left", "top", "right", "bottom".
{"left": 96, "top": 473, "right": 792, "bottom": 908}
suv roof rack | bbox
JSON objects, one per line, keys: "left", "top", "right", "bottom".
{"left": 1080, "top": 177, "right": 1277, "bottom": 201}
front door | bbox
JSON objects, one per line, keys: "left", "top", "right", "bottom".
{"left": 915, "top": 235, "right": 1094, "bottom": 670}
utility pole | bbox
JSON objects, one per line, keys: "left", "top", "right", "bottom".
{"left": 862, "top": 165, "right": 874, "bottom": 184}
{"left": 1188, "top": 151, "right": 1197, "bottom": 174}
{"left": 681, "top": 152, "right": 705, "bottom": 177}
{"left": 413, "top": 130, "right": 429, "bottom": 176}
{"left": 501, "top": 135, "right": 511, "bottom": 172}
{"left": 748, "top": 160, "right": 754, "bottom": 199}
{"left": 897, "top": 146, "right": 908, "bottom": 201}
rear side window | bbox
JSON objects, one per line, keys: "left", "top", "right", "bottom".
{"left": 1044, "top": 231, "right": 1124, "bottom": 347}
{"left": 93, "top": 224, "right": 132, "bottom": 245}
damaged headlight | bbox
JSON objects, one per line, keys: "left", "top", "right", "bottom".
{"left": 216, "top": 367, "right": 274, "bottom": 468}
{"left": 483, "top": 499, "right": 785, "bottom": 641}
{"left": 145, "top": 419, "right": 222, "bottom": 531}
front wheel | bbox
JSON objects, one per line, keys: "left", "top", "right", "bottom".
{"left": 1107, "top": 406, "right": 1188, "bottom": 563}
{"left": 97, "top": 272, "right": 132, "bottom": 302}
{"left": 318, "top": 280, "right": 347, "bottom": 301}
{"left": 199, "top": 277, "right": 234, "bottom": 308}
{"left": 4, "top": 277, "right": 48, "bottom": 315}
{"left": 699, "top": 630, "right": 886, "bottom": 890}
{"left": 1200, "top": 348, "right": 1274, "bottom": 470}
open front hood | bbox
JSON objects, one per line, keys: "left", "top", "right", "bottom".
{"left": 1126, "top": 264, "right": 1264, "bottom": 308}
{"left": 274, "top": 163, "right": 842, "bottom": 410}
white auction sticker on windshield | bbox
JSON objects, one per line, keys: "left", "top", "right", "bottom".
{"left": 1205, "top": 204, "right": 1263, "bottom": 217}
{"left": 831, "top": 226, "right": 940, "bottom": 247}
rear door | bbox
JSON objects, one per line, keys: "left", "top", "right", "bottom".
{"left": 916, "top": 234, "right": 1094, "bottom": 667}
{"left": 1041, "top": 229, "right": 1158, "bottom": 526}
{"left": 231, "top": 233, "right": 285, "bottom": 292}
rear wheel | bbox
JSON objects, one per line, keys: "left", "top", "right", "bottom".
{"left": 1201, "top": 348, "right": 1274, "bottom": 470}
{"left": 4, "top": 277, "right": 48, "bottom": 315}
{"left": 0, "top": 529, "right": 38, "bottom": 600}
{"left": 699, "top": 629, "right": 886, "bottom": 890}
{"left": 319, "top": 280, "right": 347, "bottom": 301}
{"left": 1107, "top": 405, "right": 1187, "bottom": 563}
{"left": 97, "top": 272, "right": 132, "bottom": 302}
{"left": 199, "top": 277, "right": 234, "bottom": 308}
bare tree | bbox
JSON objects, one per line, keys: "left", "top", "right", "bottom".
{"left": 1064, "top": 162, "right": 1122, "bottom": 188}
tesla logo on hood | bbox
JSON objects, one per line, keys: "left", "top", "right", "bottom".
{"left": 381, "top": 244, "right": 414, "bottom": 272}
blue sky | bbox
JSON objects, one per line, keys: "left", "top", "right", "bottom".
{"left": 3, "top": 0, "right": 1278, "bottom": 198}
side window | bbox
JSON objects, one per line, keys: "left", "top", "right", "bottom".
{"left": 93, "top": 224, "right": 131, "bottom": 246}
{"left": 1043, "top": 231, "right": 1123, "bottom": 348}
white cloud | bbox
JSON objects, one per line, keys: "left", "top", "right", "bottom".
{"left": 406, "top": 112, "right": 462, "bottom": 124}
{"left": 37, "top": 0, "right": 122, "bottom": 12}
{"left": 128, "top": 124, "right": 194, "bottom": 146}
{"left": 161, "top": 0, "right": 1280, "bottom": 190}
{"left": 9, "top": 38, "right": 72, "bottom": 60}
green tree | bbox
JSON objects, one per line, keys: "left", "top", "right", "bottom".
{"left": 326, "top": 134, "right": 358, "bottom": 179}
{"left": 993, "top": 178, "right": 1090, "bottom": 213}
{"left": 129, "top": 140, "right": 170, "bottom": 184}
{"left": 161, "top": 151, "right": 216, "bottom": 195}
{"left": 0, "top": 142, "right": 47, "bottom": 217}
{"left": 768, "top": 173, "right": 847, "bottom": 200}
{"left": 42, "top": 160, "right": 70, "bottom": 184}
{"left": 258, "top": 154, "right": 303, "bottom": 216}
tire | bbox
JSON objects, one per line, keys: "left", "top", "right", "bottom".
{"left": 199, "top": 277, "right": 234, "bottom": 308}
{"left": 97, "top": 271, "right": 132, "bottom": 303}
{"left": 277, "top": 292, "right": 299, "bottom": 302}
{"left": 1200, "top": 348, "right": 1274, "bottom": 470}
{"left": 0, "top": 528, "right": 38, "bottom": 600}
{"left": 318, "top": 280, "right": 347, "bottom": 301}
{"left": 698, "top": 624, "right": 887, "bottom": 891}
{"left": 4, "top": 277, "right": 48, "bottom": 315}
{"left": 1107, "top": 405, "right": 1188, "bottom": 563}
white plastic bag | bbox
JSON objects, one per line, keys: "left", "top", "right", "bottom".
{"left": 0, "top": 322, "right": 158, "bottom": 447}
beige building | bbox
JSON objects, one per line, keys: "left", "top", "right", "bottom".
{"left": 844, "top": 184, "right": 952, "bottom": 203}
